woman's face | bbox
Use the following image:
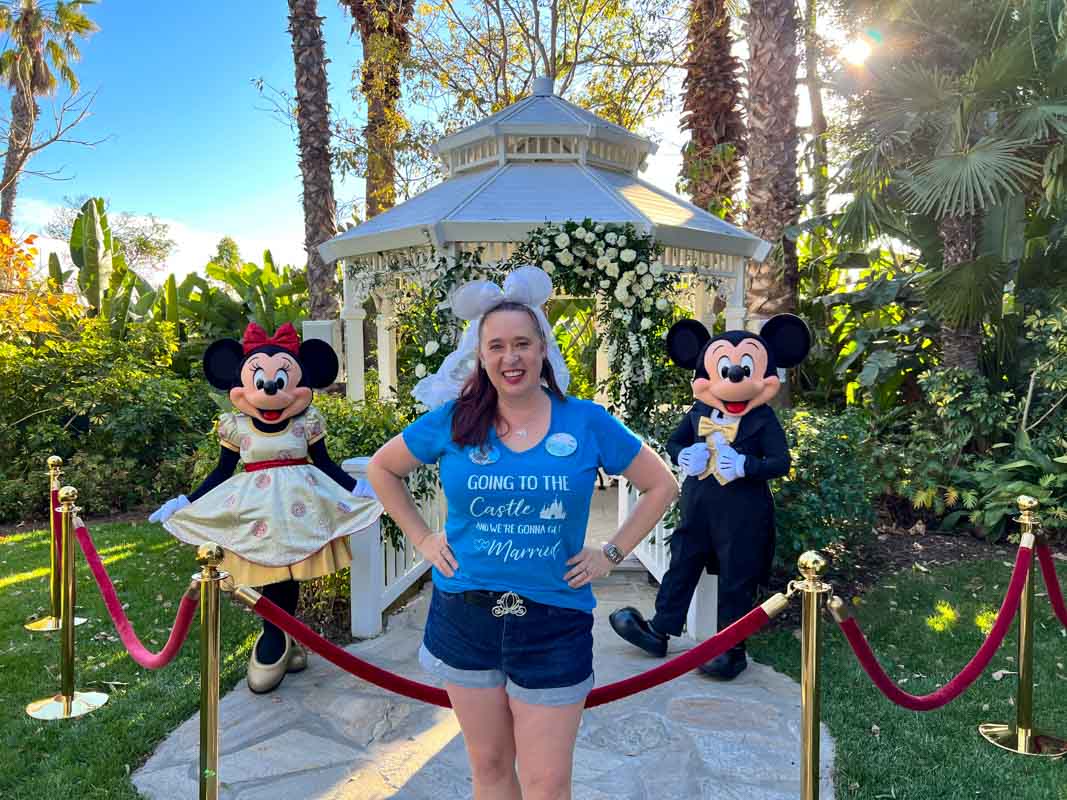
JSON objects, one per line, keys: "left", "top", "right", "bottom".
{"left": 479, "top": 309, "right": 546, "bottom": 400}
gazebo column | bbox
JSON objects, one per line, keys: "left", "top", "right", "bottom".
{"left": 374, "top": 290, "right": 398, "bottom": 400}
{"left": 692, "top": 280, "right": 717, "bottom": 333}
{"left": 337, "top": 266, "right": 365, "bottom": 401}
{"left": 726, "top": 256, "right": 747, "bottom": 331}
{"left": 594, "top": 297, "right": 611, "bottom": 406}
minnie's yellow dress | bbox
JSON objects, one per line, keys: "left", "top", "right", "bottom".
{"left": 164, "top": 406, "right": 382, "bottom": 586}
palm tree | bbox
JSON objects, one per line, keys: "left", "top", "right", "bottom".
{"left": 744, "top": 0, "right": 800, "bottom": 322}
{"left": 836, "top": 2, "right": 1064, "bottom": 372}
{"left": 287, "top": 0, "right": 339, "bottom": 320}
{"left": 0, "top": 0, "right": 97, "bottom": 223}
{"left": 679, "top": 0, "right": 745, "bottom": 221}
{"left": 340, "top": 0, "right": 415, "bottom": 219}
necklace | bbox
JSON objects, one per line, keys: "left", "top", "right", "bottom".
{"left": 513, "top": 428, "right": 529, "bottom": 438}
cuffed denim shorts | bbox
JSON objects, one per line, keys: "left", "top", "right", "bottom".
{"left": 419, "top": 584, "right": 595, "bottom": 706}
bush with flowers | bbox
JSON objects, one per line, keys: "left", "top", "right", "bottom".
{"left": 345, "top": 221, "right": 701, "bottom": 444}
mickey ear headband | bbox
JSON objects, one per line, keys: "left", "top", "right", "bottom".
{"left": 412, "top": 265, "right": 570, "bottom": 410}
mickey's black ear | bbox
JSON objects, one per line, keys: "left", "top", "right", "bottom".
{"left": 299, "top": 339, "right": 339, "bottom": 388}
{"left": 666, "top": 319, "right": 711, "bottom": 370}
{"left": 202, "top": 339, "right": 245, "bottom": 390}
{"left": 759, "top": 314, "right": 811, "bottom": 369}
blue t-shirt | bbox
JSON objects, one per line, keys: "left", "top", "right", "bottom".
{"left": 402, "top": 393, "right": 643, "bottom": 612}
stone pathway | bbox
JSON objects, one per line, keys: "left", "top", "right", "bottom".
{"left": 133, "top": 571, "right": 835, "bottom": 799}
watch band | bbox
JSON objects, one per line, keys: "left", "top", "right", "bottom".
{"left": 602, "top": 542, "right": 624, "bottom": 565}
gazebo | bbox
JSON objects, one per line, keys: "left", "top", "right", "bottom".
{"left": 316, "top": 75, "right": 769, "bottom": 403}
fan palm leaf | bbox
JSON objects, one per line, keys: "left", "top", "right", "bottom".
{"left": 901, "top": 137, "right": 1040, "bottom": 217}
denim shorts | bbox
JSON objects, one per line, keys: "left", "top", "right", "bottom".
{"left": 420, "top": 584, "right": 595, "bottom": 706}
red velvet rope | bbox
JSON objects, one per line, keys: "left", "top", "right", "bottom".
{"left": 1035, "top": 542, "right": 1067, "bottom": 628}
{"left": 75, "top": 525, "right": 200, "bottom": 670}
{"left": 837, "top": 544, "right": 1032, "bottom": 711}
{"left": 587, "top": 606, "right": 770, "bottom": 707}
{"left": 251, "top": 594, "right": 772, "bottom": 708}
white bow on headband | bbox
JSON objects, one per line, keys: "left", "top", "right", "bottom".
{"left": 412, "top": 265, "right": 570, "bottom": 410}
{"left": 449, "top": 265, "right": 554, "bottom": 321}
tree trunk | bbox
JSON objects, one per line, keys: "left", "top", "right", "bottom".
{"left": 344, "top": 0, "right": 415, "bottom": 219}
{"left": 745, "top": 0, "right": 800, "bottom": 325}
{"left": 680, "top": 0, "right": 745, "bottom": 221}
{"left": 803, "top": 0, "right": 828, "bottom": 218}
{"left": 1, "top": 89, "right": 36, "bottom": 224}
{"left": 937, "top": 214, "right": 982, "bottom": 373}
{"left": 288, "top": 0, "right": 340, "bottom": 320}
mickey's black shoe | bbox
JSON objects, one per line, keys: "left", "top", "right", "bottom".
{"left": 698, "top": 646, "right": 747, "bottom": 680}
{"left": 609, "top": 607, "right": 668, "bottom": 658}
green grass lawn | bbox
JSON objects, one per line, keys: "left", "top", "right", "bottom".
{"left": 0, "top": 522, "right": 259, "bottom": 799}
{"left": 750, "top": 553, "right": 1067, "bottom": 800}
{"left": 3, "top": 522, "right": 1066, "bottom": 799}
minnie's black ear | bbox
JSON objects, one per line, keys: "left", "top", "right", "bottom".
{"left": 299, "top": 339, "right": 339, "bottom": 388}
{"left": 666, "top": 319, "right": 711, "bottom": 370}
{"left": 203, "top": 339, "right": 245, "bottom": 390}
{"left": 759, "top": 314, "right": 811, "bottom": 369}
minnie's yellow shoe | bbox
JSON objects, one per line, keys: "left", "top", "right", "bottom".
{"left": 247, "top": 633, "right": 290, "bottom": 694}
{"left": 287, "top": 638, "right": 308, "bottom": 673}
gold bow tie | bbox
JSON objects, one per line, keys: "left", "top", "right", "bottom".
{"left": 697, "top": 415, "right": 739, "bottom": 444}
{"left": 696, "top": 415, "right": 740, "bottom": 483}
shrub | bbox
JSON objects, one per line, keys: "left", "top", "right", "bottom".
{"left": 773, "top": 407, "right": 885, "bottom": 567}
{"left": 0, "top": 319, "right": 215, "bottom": 522}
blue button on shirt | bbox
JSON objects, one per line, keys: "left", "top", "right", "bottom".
{"left": 402, "top": 393, "right": 643, "bottom": 611}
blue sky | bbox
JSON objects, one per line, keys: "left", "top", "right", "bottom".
{"left": 7, "top": 0, "right": 684, "bottom": 281}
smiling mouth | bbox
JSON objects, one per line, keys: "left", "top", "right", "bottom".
{"left": 502, "top": 369, "right": 525, "bottom": 384}
{"left": 724, "top": 400, "right": 748, "bottom": 414}
{"left": 259, "top": 409, "right": 284, "bottom": 422}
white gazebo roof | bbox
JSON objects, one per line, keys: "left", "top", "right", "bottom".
{"left": 318, "top": 78, "right": 770, "bottom": 264}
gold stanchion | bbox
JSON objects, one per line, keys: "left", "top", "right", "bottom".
{"left": 26, "top": 486, "right": 109, "bottom": 719}
{"left": 195, "top": 543, "right": 227, "bottom": 800}
{"left": 978, "top": 495, "right": 1067, "bottom": 757}
{"left": 796, "top": 550, "right": 831, "bottom": 800}
{"left": 25, "top": 457, "right": 85, "bottom": 632}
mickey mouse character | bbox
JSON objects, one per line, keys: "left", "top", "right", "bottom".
{"left": 150, "top": 322, "right": 381, "bottom": 693}
{"left": 610, "top": 314, "right": 810, "bottom": 680}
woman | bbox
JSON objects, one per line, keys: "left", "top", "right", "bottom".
{"left": 369, "top": 266, "right": 677, "bottom": 800}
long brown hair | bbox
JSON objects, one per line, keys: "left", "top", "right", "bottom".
{"left": 451, "top": 301, "right": 566, "bottom": 447}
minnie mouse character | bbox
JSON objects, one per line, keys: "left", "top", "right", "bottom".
{"left": 609, "top": 314, "right": 810, "bottom": 680}
{"left": 150, "top": 322, "right": 381, "bottom": 693}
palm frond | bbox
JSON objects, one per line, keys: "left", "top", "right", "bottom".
{"left": 864, "top": 63, "right": 960, "bottom": 120}
{"left": 1006, "top": 102, "right": 1067, "bottom": 140}
{"left": 918, "top": 255, "right": 1012, "bottom": 328}
{"left": 965, "top": 38, "right": 1036, "bottom": 98}
{"left": 835, "top": 182, "right": 904, "bottom": 247}
{"left": 901, "top": 137, "right": 1040, "bottom": 217}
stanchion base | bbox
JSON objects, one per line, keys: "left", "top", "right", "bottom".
{"left": 25, "top": 690, "right": 109, "bottom": 720}
{"left": 978, "top": 722, "right": 1067, "bottom": 758}
{"left": 24, "top": 615, "right": 86, "bottom": 632}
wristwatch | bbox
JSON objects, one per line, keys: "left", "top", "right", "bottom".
{"left": 601, "top": 541, "right": 625, "bottom": 565}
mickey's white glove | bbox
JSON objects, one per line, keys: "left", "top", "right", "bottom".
{"left": 351, "top": 479, "right": 378, "bottom": 500}
{"left": 677, "top": 442, "right": 710, "bottom": 477}
{"left": 712, "top": 433, "right": 746, "bottom": 483}
{"left": 149, "top": 495, "right": 190, "bottom": 524}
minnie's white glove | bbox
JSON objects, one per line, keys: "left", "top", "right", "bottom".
{"left": 351, "top": 479, "right": 378, "bottom": 500}
{"left": 149, "top": 495, "right": 190, "bottom": 524}
{"left": 677, "top": 442, "right": 710, "bottom": 477}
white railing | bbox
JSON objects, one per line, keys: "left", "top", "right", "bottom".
{"left": 342, "top": 457, "right": 442, "bottom": 638}
{"left": 617, "top": 476, "right": 718, "bottom": 640}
